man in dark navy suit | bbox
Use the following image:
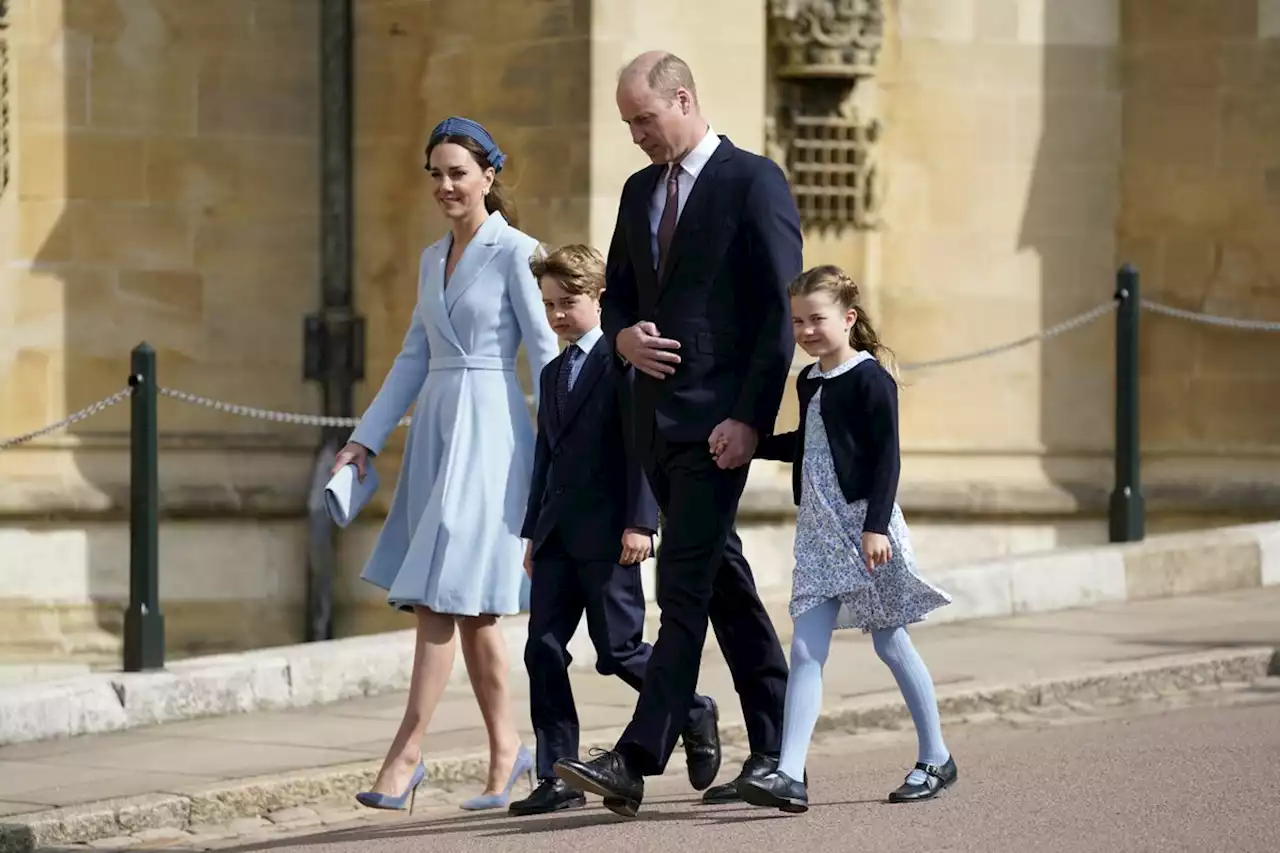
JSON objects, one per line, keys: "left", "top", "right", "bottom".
{"left": 553, "top": 52, "right": 802, "bottom": 816}
{"left": 512, "top": 244, "right": 718, "bottom": 817}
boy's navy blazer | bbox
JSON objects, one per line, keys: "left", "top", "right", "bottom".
{"left": 522, "top": 336, "right": 659, "bottom": 562}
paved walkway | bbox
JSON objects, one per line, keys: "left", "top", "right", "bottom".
{"left": 1, "top": 587, "right": 1277, "bottom": 818}
{"left": 230, "top": 692, "right": 1280, "bottom": 853}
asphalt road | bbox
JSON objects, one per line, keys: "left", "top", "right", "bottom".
{"left": 215, "top": 684, "right": 1280, "bottom": 853}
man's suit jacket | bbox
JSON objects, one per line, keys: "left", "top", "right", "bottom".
{"left": 521, "top": 337, "right": 659, "bottom": 563}
{"left": 600, "top": 135, "right": 804, "bottom": 445}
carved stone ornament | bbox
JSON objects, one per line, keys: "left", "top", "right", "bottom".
{"left": 785, "top": 109, "right": 884, "bottom": 230}
{"left": 768, "top": 0, "right": 885, "bottom": 230}
{"left": 768, "top": 0, "right": 884, "bottom": 79}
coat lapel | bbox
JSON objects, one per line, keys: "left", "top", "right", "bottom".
{"left": 543, "top": 349, "right": 564, "bottom": 439}
{"left": 658, "top": 136, "right": 734, "bottom": 294}
{"left": 553, "top": 342, "right": 608, "bottom": 443}
{"left": 444, "top": 211, "right": 506, "bottom": 314}
{"left": 630, "top": 164, "right": 664, "bottom": 296}
{"left": 422, "top": 238, "right": 464, "bottom": 352}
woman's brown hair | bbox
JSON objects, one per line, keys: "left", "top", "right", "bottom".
{"left": 426, "top": 134, "right": 519, "bottom": 228}
{"left": 788, "top": 264, "right": 899, "bottom": 380}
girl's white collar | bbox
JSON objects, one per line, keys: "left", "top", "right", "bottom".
{"left": 812, "top": 350, "right": 875, "bottom": 380}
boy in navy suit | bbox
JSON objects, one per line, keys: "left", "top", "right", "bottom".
{"left": 511, "top": 244, "right": 720, "bottom": 816}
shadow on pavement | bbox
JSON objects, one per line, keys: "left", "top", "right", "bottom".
{"left": 197, "top": 794, "right": 887, "bottom": 851}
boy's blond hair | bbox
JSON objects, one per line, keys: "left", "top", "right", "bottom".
{"left": 529, "top": 244, "right": 605, "bottom": 298}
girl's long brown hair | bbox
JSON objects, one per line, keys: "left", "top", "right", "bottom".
{"left": 788, "top": 264, "right": 899, "bottom": 380}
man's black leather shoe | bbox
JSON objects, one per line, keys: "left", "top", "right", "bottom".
{"left": 508, "top": 778, "right": 586, "bottom": 816}
{"left": 682, "top": 697, "right": 721, "bottom": 791}
{"left": 554, "top": 749, "right": 644, "bottom": 818}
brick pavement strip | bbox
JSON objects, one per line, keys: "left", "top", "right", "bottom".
{"left": 1, "top": 645, "right": 1275, "bottom": 853}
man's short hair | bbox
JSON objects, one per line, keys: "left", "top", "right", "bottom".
{"left": 646, "top": 53, "right": 698, "bottom": 103}
{"left": 620, "top": 51, "right": 699, "bottom": 105}
{"left": 530, "top": 244, "right": 605, "bottom": 298}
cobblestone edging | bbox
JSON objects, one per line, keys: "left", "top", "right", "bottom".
{"left": 2, "top": 645, "right": 1275, "bottom": 853}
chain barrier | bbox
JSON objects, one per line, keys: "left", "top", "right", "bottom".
{"left": 0, "top": 388, "right": 133, "bottom": 450}
{"left": 1140, "top": 299, "right": 1280, "bottom": 333}
{"left": 155, "top": 387, "right": 411, "bottom": 429}
{"left": 4, "top": 295, "right": 1278, "bottom": 449}
{"left": 900, "top": 298, "right": 1120, "bottom": 372}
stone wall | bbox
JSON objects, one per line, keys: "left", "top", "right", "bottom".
{"left": 0, "top": 0, "right": 327, "bottom": 663}
{"left": 860, "top": 0, "right": 1124, "bottom": 558}
{"left": 1118, "top": 0, "right": 1280, "bottom": 508}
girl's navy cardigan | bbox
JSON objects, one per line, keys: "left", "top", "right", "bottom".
{"left": 754, "top": 359, "right": 901, "bottom": 535}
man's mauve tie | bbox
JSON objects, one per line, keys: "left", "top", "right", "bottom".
{"left": 656, "top": 163, "right": 681, "bottom": 275}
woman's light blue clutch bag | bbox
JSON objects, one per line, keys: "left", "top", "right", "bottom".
{"left": 324, "top": 462, "right": 379, "bottom": 527}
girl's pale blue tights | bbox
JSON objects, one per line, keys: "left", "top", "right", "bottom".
{"left": 777, "top": 598, "right": 949, "bottom": 785}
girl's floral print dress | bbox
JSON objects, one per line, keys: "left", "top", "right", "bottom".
{"left": 790, "top": 352, "right": 952, "bottom": 632}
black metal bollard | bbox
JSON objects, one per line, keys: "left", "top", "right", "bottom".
{"left": 124, "top": 342, "right": 165, "bottom": 671}
{"left": 1108, "top": 266, "right": 1145, "bottom": 543}
{"left": 303, "top": 0, "right": 360, "bottom": 644}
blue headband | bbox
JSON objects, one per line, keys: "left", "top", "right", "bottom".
{"left": 428, "top": 116, "right": 507, "bottom": 172}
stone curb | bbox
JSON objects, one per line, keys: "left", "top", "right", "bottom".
{"left": 925, "top": 520, "right": 1280, "bottom": 626}
{"left": 3, "top": 521, "right": 1279, "bottom": 748}
{"left": 2, "top": 645, "right": 1275, "bottom": 853}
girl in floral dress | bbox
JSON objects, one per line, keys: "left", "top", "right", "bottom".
{"left": 723, "top": 265, "right": 957, "bottom": 812}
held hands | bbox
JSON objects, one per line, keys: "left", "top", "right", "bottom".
{"left": 862, "top": 532, "right": 892, "bottom": 571}
{"left": 331, "top": 441, "right": 372, "bottom": 481}
{"left": 707, "top": 419, "right": 758, "bottom": 469}
{"left": 619, "top": 529, "right": 653, "bottom": 566}
{"left": 616, "top": 321, "right": 681, "bottom": 380}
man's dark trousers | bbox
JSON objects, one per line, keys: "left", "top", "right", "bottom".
{"left": 616, "top": 429, "right": 788, "bottom": 775}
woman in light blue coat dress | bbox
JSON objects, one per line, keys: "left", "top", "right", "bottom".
{"left": 332, "top": 118, "right": 559, "bottom": 813}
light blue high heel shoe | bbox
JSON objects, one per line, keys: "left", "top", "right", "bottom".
{"left": 355, "top": 760, "right": 427, "bottom": 814}
{"left": 459, "top": 744, "right": 535, "bottom": 811}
